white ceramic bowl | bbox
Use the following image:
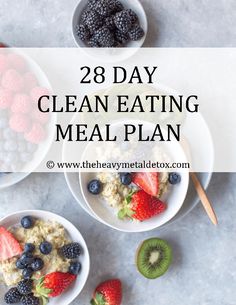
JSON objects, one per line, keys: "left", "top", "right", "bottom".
{"left": 0, "top": 210, "right": 90, "bottom": 305}
{"left": 79, "top": 144, "right": 189, "bottom": 232}
{"left": 72, "top": 0, "right": 148, "bottom": 61}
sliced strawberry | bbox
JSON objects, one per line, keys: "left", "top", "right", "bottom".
{"left": 0, "top": 227, "right": 23, "bottom": 261}
{"left": 132, "top": 172, "right": 159, "bottom": 196}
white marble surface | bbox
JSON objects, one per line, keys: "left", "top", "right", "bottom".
{"left": 0, "top": 1, "right": 236, "bottom": 304}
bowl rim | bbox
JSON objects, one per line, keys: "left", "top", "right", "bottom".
{"left": 0, "top": 209, "right": 90, "bottom": 305}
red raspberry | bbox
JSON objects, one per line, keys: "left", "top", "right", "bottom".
{"left": 31, "top": 108, "right": 49, "bottom": 125}
{"left": 7, "top": 53, "right": 26, "bottom": 71}
{"left": 0, "top": 54, "right": 9, "bottom": 75}
{"left": 0, "top": 43, "right": 7, "bottom": 48}
{"left": 0, "top": 88, "right": 13, "bottom": 109}
{"left": 25, "top": 123, "right": 46, "bottom": 144}
{"left": 30, "top": 86, "right": 49, "bottom": 104}
{"left": 1, "top": 69, "right": 24, "bottom": 92}
{"left": 11, "top": 94, "right": 32, "bottom": 114}
{"left": 23, "top": 72, "right": 38, "bottom": 92}
{"left": 9, "top": 113, "right": 31, "bottom": 133}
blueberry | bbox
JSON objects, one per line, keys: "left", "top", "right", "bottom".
{"left": 31, "top": 257, "right": 44, "bottom": 271}
{"left": 39, "top": 241, "right": 52, "bottom": 255}
{"left": 20, "top": 252, "right": 34, "bottom": 266}
{"left": 16, "top": 259, "right": 26, "bottom": 270}
{"left": 168, "top": 172, "right": 181, "bottom": 185}
{"left": 22, "top": 267, "right": 33, "bottom": 279}
{"left": 24, "top": 243, "right": 35, "bottom": 253}
{"left": 87, "top": 179, "right": 102, "bottom": 195}
{"left": 21, "top": 216, "right": 34, "bottom": 229}
{"left": 69, "top": 262, "right": 81, "bottom": 275}
{"left": 119, "top": 172, "right": 132, "bottom": 185}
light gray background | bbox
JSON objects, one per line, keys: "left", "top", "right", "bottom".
{"left": 0, "top": 1, "right": 236, "bottom": 304}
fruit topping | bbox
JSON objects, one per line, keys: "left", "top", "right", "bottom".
{"left": 119, "top": 172, "right": 132, "bottom": 185}
{"left": 132, "top": 172, "right": 159, "bottom": 196}
{"left": 24, "top": 243, "right": 35, "bottom": 253}
{"left": 118, "top": 190, "right": 166, "bottom": 221}
{"left": 0, "top": 226, "right": 22, "bottom": 261}
{"left": 31, "top": 257, "right": 44, "bottom": 271}
{"left": 39, "top": 241, "right": 52, "bottom": 255}
{"left": 136, "top": 238, "right": 172, "bottom": 279}
{"left": 168, "top": 172, "right": 181, "bottom": 185}
{"left": 129, "top": 25, "right": 145, "bottom": 41}
{"left": 21, "top": 294, "right": 40, "bottom": 305}
{"left": 20, "top": 252, "right": 34, "bottom": 266}
{"left": 36, "top": 272, "right": 76, "bottom": 298}
{"left": 17, "top": 279, "right": 33, "bottom": 295}
{"left": 4, "top": 287, "right": 22, "bottom": 304}
{"left": 91, "top": 279, "right": 122, "bottom": 305}
{"left": 60, "top": 242, "right": 81, "bottom": 259}
{"left": 21, "top": 216, "right": 34, "bottom": 229}
{"left": 88, "top": 179, "right": 102, "bottom": 195}
{"left": 22, "top": 267, "right": 34, "bottom": 280}
{"left": 68, "top": 261, "right": 82, "bottom": 275}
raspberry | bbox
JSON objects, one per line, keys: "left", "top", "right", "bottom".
{"left": 32, "top": 108, "right": 49, "bottom": 125}
{"left": 24, "top": 123, "right": 45, "bottom": 144}
{"left": 0, "top": 54, "right": 9, "bottom": 75}
{"left": 0, "top": 88, "right": 13, "bottom": 109}
{"left": 7, "top": 53, "right": 27, "bottom": 71}
{"left": 23, "top": 72, "right": 38, "bottom": 92}
{"left": 1, "top": 69, "right": 24, "bottom": 92}
{"left": 11, "top": 94, "right": 32, "bottom": 114}
{"left": 30, "top": 86, "right": 49, "bottom": 104}
{"left": 9, "top": 113, "right": 31, "bottom": 133}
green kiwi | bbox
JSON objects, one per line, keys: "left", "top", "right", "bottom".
{"left": 136, "top": 238, "right": 172, "bottom": 279}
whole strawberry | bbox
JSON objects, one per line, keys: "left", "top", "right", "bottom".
{"left": 36, "top": 272, "right": 76, "bottom": 300}
{"left": 91, "top": 279, "right": 122, "bottom": 305}
{"left": 118, "top": 190, "right": 166, "bottom": 221}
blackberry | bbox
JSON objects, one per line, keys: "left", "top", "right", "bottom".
{"left": 88, "top": 0, "right": 98, "bottom": 9}
{"left": 94, "top": 0, "right": 116, "bottom": 17}
{"left": 88, "top": 36, "right": 100, "bottom": 47}
{"left": 17, "top": 279, "right": 33, "bottom": 295}
{"left": 4, "top": 288, "right": 22, "bottom": 304}
{"left": 126, "top": 9, "right": 138, "bottom": 24}
{"left": 105, "top": 16, "right": 115, "bottom": 30}
{"left": 129, "top": 25, "right": 144, "bottom": 41}
{"left": 113, "top": 0, "right": 124, "bottom": 13}
{"left": 115, "top": 30, "right": 129, "bottom": 44}
{"left": 76, "top": 24, "right": 90, "bottom": 41}
{"left": 60, "top": 242, "right": 81, "bottom": 259}
{"left": 80, "top": 10, "right": 90, "bottom": 24}
{"left": 114, "top": 10, "right": 132, "bottom": 33}
{"left": 94, "top": 26, "right": 115, "bottom": 47}
{"left": 85, "top": 10, "right": 103, "bottom": 34}
{"left": 21, "top": 294, "right": 40, "bottom": 305}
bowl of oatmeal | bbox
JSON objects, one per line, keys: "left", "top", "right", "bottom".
{"left": 0, "top": 210, "right": 90, "bottom": 305}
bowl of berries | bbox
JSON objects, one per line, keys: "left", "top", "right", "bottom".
{"left": 0, "top": 210, "right": 90, "bottom": 305}
{"left": 72, "top": 0, "right": 148, "bottom": 60}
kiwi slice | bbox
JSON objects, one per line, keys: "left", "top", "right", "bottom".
{"left": 136, "top": 238, "right": 172, "bottom": 279}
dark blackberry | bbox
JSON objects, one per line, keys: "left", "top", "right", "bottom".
{"left": 115, "top": 30, "right": 129, "bottom": 44}
{"left": 94, "top": 0, "right": 116, "bottom": 17}
{"left": 88, "top": 0, "right": 98, "bottom": 9}
{"left": 105, "top": 16, "right": 115, "bottom": 30}
{"left": 60, "top": 243, "right": 81, "bottom": 259}
{"left": 114, "top": 10, "right": 132, "bottom": 33}
{"left": 88, "top": 36, "right": 100, "bottom": 47}
{"left": 126, "top": 9, "right": 138, "bottom": 24}
{"left": 94, "top": 26, "right": 115, "bottom": 47}
{"left": 17, "top": 279, "right": 33, "bottom": 295}
{"left": 76, "top": 24, "right": 90, "bottom": 41}
{"left": 113, "top": 0, "right": 124, "bottom": 13}
{"left": 21, "top": 294, "right": 40, "bottom": 305}
{"left": 129, "top": 25, "right": 144, "bottom": 41}
{"left": 80, "top": 10, "right": 90, "bottom": 24}
{"left": 85, "top": 10, "right": 103, "bottom": 34}
{"left": 4, "top": 288, "right": 22, "bottom": 304}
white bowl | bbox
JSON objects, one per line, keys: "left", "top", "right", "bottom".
{"left": 79, "top": 141, "right": 189, "bottom": 232}
{"left": 0, "top": 210, "right": 90, "bottom": 305}
{"left": 72, "top": 0, "right": 148, "bottom": 62}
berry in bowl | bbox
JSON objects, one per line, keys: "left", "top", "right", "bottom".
{"left": 0, "top": 210, "right": 90, "bottom": 305}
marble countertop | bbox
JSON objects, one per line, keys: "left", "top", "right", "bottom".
{"left": 0, "top": 1, "right": 236, "bottom": 304}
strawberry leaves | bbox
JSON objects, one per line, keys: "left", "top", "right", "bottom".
{"left": 118, "top": 190, "right": 136, "bottom": 220}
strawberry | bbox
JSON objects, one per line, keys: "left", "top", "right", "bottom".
{"left": 36, "top": 272, "right": 76, "bottom": 301}
{"left": 132, "top": 172, "right": 159, "bottom": 196}
{"left": 91, "top": 279, "right": 122, "bottom": 305}
{"left": 0, "top": 227, "right": 23, "bottom": 261}
{"left": 118, "top": 190, "right": 166, "bottom": 221}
